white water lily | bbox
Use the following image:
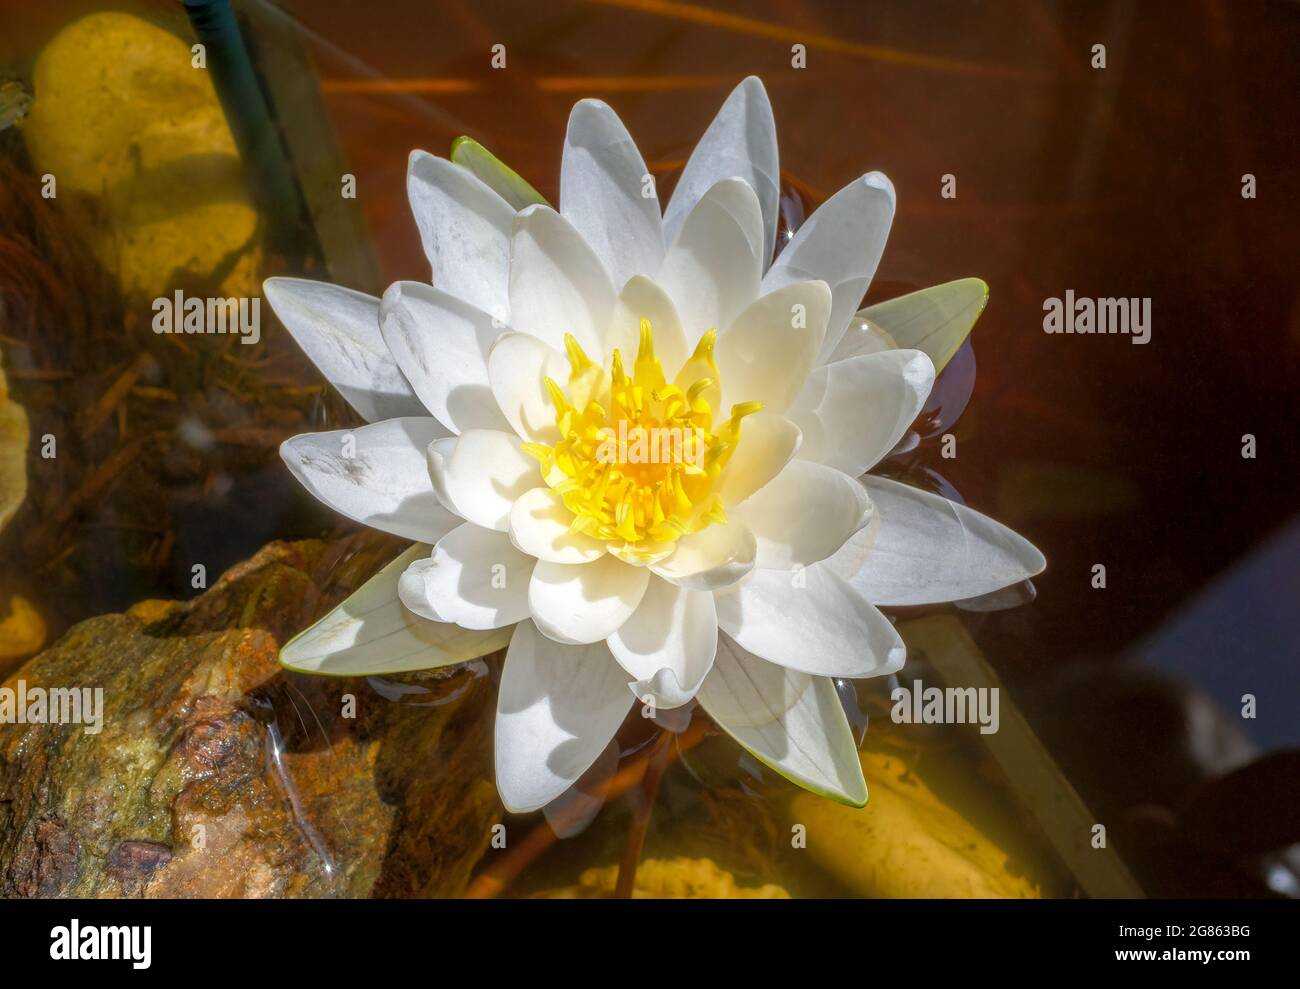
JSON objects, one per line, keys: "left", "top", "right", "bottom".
{"left": 265, "top": 77, "right": 1044, "bottom": 812}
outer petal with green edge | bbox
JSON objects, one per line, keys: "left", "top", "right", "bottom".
{"left": 451, "top": 135, "right": 548, "bottom": 211}
{"left": 827, "top": 474, "right": 1046, "bottom": 606}
{"left": 830, "top": 278, "right": 989, "bottom": 373}
{"left": 263, "top": 277, "right": 425, "bottom": 423}
{"left": 280, "top": 544, "right": 511, "bottom": 676}
{"left": 698, "top": 635, "right": 867, "bottom": 806}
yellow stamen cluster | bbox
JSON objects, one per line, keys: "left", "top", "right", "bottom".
{"left": 523, "top": 319, "right": 760, "bottom": 562}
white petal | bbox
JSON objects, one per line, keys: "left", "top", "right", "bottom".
{"left": 607, "top": 578, "right": 717, "bottom": 708}
{"left": 398, "top": 523, "right": 534, "bottom": 629}
{"left": 651, "top": 520, "right": 756, "bottom": 591}
{"left": 425, "top": 436, "right": 460, "bottom": 518}
{"left": 658, "top": 177, "right": 764, "bottom": 346}
{"left": 735, "top": 460, "right": 873, "bottom": 569}
{"left": 716, "top": 280, "right": 830, "bottom": 414}
{"left": 280, "top": 544, "right": 510, "bottom": 676}
{"left": 832, "top": 278, "right": 988, "bottom": 373}
{"left": 716, "top": 412, "right": 801, "bottom": 506}
{"left": 663, "top": 76, "right": 779, "bottom": 269}
{"left": 407, "top": 151, "right": 512, "bottom": 321}
{"left": 509, "top": 204, "right": 614, "bottom": 357}
{"left": 378, "top": 281, "right": 511, "bottom": 435}
{"left": 509, "top": 487, "right": 606, "bottom": 564}
{"left": 495, "top": 622, "right": 634, "bottom": 813}
{"left": 764, "top": 173, "right": 895, "bottom": 362}
{"left": 427, "top": 428, "right": 540, "bottom": 531}
{"left": 698, "top": 636, "right": 866, "bottom": 806}
{"left": 607, "top": 275, "right": 689, "bottom": 374}
{"left": 789, "top": 349, "right": 934, "bottom": 475}
{"left": 561, "top": 98, "right": 664, "bottom": 291}
{"left": 486, "top": 331, "right": 570, "bottom": 445}
{"left": 830, "top": 475, "right": 1046, "bottom": 606}
{"left": 528, "top": 555, "right": 650, "bottom": 644}
{"left": 715, "top": 566, "right": 905, "bottom": 678}
{"left": 263, "top": 277, "right": 424, "bottom": 423}
{"left": 281, "top": 417, "right": 459, "bottom": 543}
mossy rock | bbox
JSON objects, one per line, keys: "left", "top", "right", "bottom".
{"left": 0, "top": 532, "right": 504, "bottom": 898}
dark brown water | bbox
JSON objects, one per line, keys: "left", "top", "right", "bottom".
{"left": 1, "top": 0, "right": 1296, "bottom": 898}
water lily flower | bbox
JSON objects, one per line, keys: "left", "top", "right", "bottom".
{"left": 265, "top": 77, "right": 1044, "bottom": 812}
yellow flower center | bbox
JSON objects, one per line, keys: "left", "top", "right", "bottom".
{"left": 522, "top": 320, "right": 761, "bottom": 563}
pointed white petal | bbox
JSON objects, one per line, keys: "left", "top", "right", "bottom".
{"left": 509, "top": 487, "right": 606, "bottom": 564}
{"left": 608, "top": 577, "right": 717, "bottom": 709}
{"left": 495, "top": 622, "right": 634, "bottom": 813}
{"left": 831, "top": 475, "right": 1046, "bottom": 606}
{"left": 651, "top": 521, "right": 756, "bottom": 591}
{"left": 426, "top": 428, "right": 540, "bottom": 531}
{"left": 715, "top": 412, "right": 801, "bottom": 507}
{"left": 832, "top": 278, "right": 989, "bottom": 372}
{"left": 715, "top": 565, "right": 905, "bottom": 678}
{"left": 735, "top": 461, "right": 873, "bottom": 569}
{"left": 280, "top": 544, "right": 511, "bottom": 676}
{"left": 281, "top": 418, "right": 458, "bottom": 543}
{"left": 486, "top": 331, "right": 570, "bottom": 444}
{"left": 407, "top": 151, "right": 512, "bottom": 321}
{"left": 659, "top": 177, "right": 764, "bottom": 346}
{"left": 699, "top": 636, "right": 866, "bottom": 806}
{"left": 398, "top": 523, "right": 534, "bottom": 629}
{"left": 716, "top": 280, "right": 830, "bottom": 414}
{"left": 561, "top": 98, "right": 664, "bottom": 292}
{"left": 528, "top": 555, "right": 650, "bottom": 644}
{"left": 607, "top": 275, "right": 689, "bottom": 374}
{"left": 509, "top": 204, "right": 614, "bottom": 358}
{"left": 789, "top": 349, "right": 934, "bottom": 475}
{"left": 764, "top": 173, "right": 895, "bottom": 362}
{"left": 263, "top": 277, "right": 423, "bottom": 423}
{"left": 378, "top": 281, "right": 511, "bottom": 435}
{"left": 663, "top": 76, "right": 779, "bottom": 269}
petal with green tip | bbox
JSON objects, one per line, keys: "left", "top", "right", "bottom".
{"left": 832, "top": 277, "right": 988, "bottom": 373}
{"left": 451, "top": 136, "right": 548, "bottom": 211}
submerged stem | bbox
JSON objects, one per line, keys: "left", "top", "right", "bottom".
{"left": 464, "top": 718, "right": 709, "bottom": 899}
{"left": 613, "top": 728, "right": 675, "bottom": 899}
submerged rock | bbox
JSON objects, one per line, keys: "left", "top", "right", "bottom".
{"left": 535, "top": 857, "right": 790, "bottom": 899}
{"left": 0, "top": 533, "right": 504, "bottom": 898}
{"left": 0, "top": 355, "right": 41, "bottom": 664}
{"left": 21, "top": 11, "right": 261, "bottom": 301}
{"left": 790, "top": 750, "right": 1041, "bottom": 898}
{"left": 0, "top": 354, "right": 25, "bottom": 533}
